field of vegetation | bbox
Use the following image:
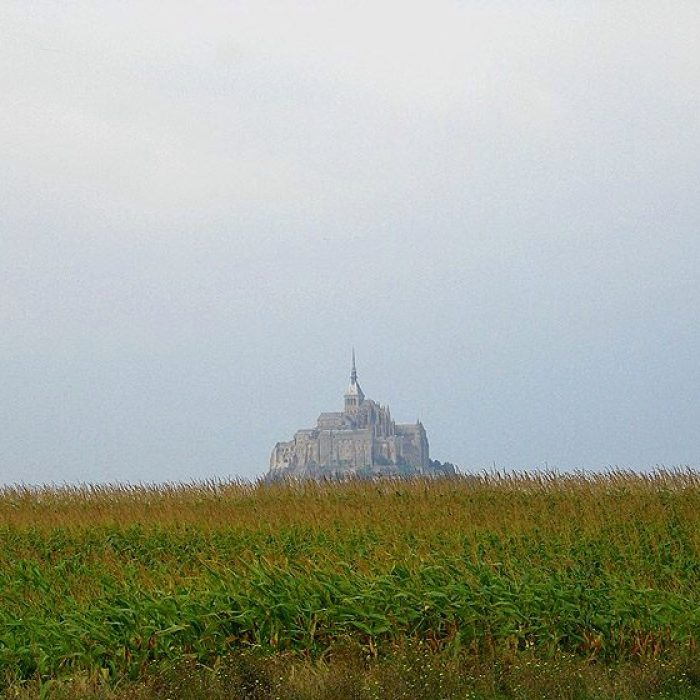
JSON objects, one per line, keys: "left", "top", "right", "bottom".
{"left": 0, "top": 470, "right": 699, "bottom": 699}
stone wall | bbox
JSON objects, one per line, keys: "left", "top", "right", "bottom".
{"left": 269, "top": 392, "right": 429, "bottom": 477}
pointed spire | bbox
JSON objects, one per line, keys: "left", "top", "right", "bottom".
{"left": 351, "top": 348, "right": 357, "bottom": 384}
{"left": 345, "top": 349, "right": 364, "bottom": 406}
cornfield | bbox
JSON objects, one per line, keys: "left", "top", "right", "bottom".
{"left": 0, "top": 470, "right": 698, "bottom": 698}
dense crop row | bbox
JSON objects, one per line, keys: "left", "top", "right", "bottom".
{"left": 0, "top": 471, "right": 698, "bottom": 693}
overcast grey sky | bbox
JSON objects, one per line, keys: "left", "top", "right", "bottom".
{"left": 1, "top": 1, "right": 698, "bottom": 483}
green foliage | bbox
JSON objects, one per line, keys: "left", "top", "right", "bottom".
{"left": 0, "top": 471, "right": 698, "bottom": 697}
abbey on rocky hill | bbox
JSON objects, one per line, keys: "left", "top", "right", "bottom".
{"left": 267, "top": 352, "right": 451, "bottom": 480}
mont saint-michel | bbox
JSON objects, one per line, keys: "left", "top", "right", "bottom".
{"left": 267, "top": 353, "right": 454, "bottom": 480}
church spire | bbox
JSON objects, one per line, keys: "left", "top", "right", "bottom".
{"left": 345, "top": 348, "right": 364, "bottom": 409}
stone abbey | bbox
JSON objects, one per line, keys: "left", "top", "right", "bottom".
{"left": 267, "top": 353, "right": 436, "bottom": 480}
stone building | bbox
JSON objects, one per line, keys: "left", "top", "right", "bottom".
{"left": 267, "top": 353, "right": 432, "bottom": 480}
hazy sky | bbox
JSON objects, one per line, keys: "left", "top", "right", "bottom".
{"left": 1, "top": 2, "right": 698, "bottom": 483}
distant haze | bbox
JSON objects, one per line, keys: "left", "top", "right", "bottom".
{"left": 1, "top": 2, "right": 698, "bottom": 483}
